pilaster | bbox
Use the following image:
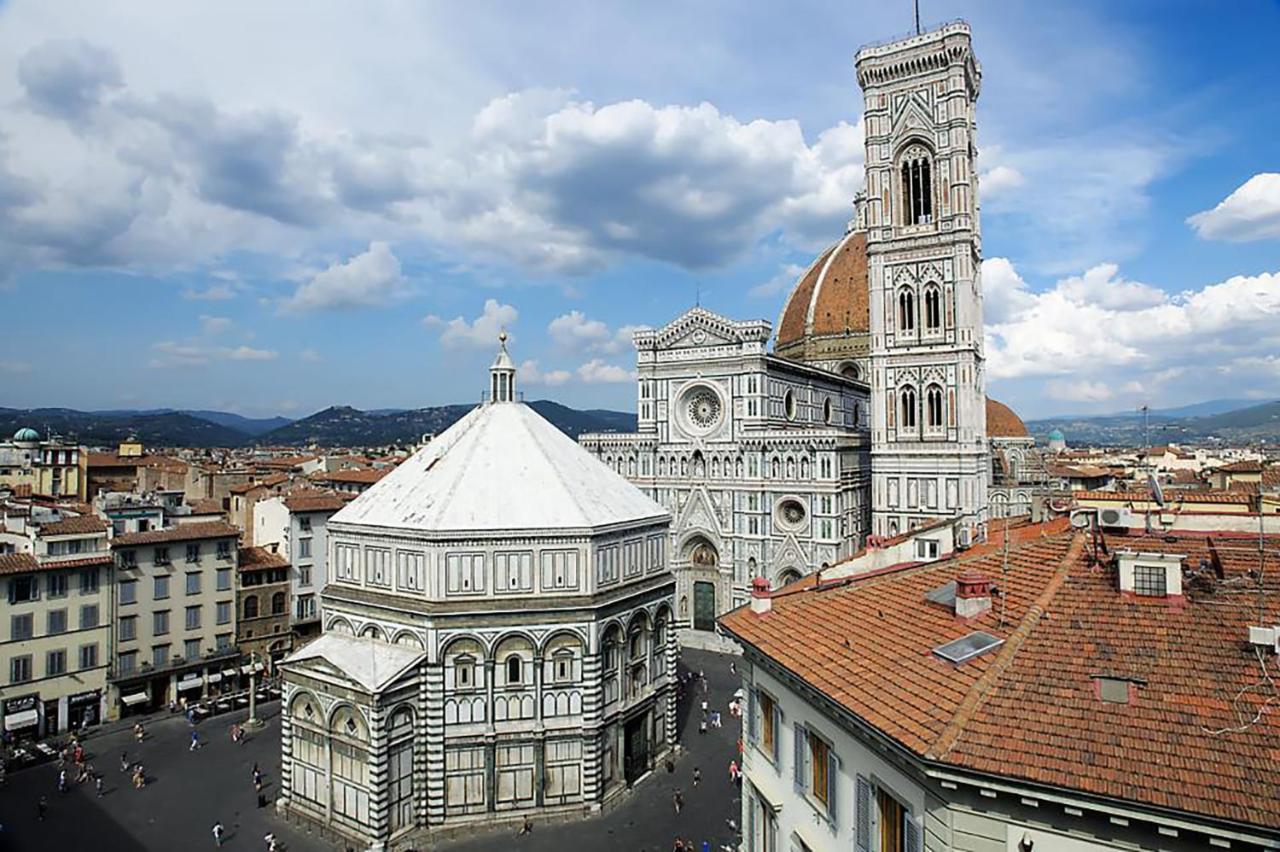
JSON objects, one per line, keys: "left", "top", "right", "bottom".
{"left": 423, "top": 662, "right": 445, "bottom": 827}
{"left": 580, "top": 651, "right": 603, "bottom": 804}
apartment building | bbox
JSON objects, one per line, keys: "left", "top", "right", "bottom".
{"left": 0, "top": 515, "right": 112, "bottom": 737}
{"left": 253, "top": 490, "right": 345, "bottom": 641}
{"left": 236, "top": 545, "right": 292, "bottom": 666}
{"left": 107, "top": 521, "right": 241, "bottom": 717}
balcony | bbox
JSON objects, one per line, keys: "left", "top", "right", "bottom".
{"left": 108, "top": 645, "right": 241, "bottom": 683}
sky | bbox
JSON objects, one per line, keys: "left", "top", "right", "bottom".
{"left": 0, "top": 0, "right": 1278, "bottom": 420}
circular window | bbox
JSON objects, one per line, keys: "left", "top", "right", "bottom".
{"left": 777, "top": 498, "right": 807, "bottom": 529}
{"left": 784, "top": 390, "right": 797, "bottom": 420}
{"left": 681, "top": 385, "right": 723, "bottom": 431}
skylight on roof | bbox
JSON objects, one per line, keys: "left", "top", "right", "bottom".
{"left": 934, "top": 631, "right": 1003, "bottom": 665}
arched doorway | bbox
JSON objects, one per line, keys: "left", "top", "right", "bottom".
{"left": 777, "top": 568, "right": 802, "bottom": 587}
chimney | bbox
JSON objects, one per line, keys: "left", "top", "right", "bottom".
{"left": 750, "top": 576, "right": 772, "bottom": 616}
{"left": 955, "top": 569, "right": 992, "bottom": 619}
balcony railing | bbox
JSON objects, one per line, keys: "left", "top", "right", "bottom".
{"left": 108, "top": 645, "right": 240, "bottom": 682}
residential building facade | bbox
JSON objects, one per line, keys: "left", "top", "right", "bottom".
{"left": 108, "top": 521, "right": 241, "bottom": 716}
{"left": 254, "top": 490, "right": 346, "bottom": 642}
{"left": 236, "top": 546, "right": 293, "bottom": 665}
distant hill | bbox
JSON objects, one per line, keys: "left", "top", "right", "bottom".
{"left": 0, "top": 402, "right": 636, "bottom": 448}
{"left": 0, "top": 408, "right": 249, "bottom": 448}
{"left": 257, "top": 401, "right": 637, "bottom": 446}
{"left": 1027, "top": 399, "right": 1280, "bottom": 446}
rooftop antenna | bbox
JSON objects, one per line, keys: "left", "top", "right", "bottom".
{"left": 914, "top": 0, "right": 921, "bottom": 35}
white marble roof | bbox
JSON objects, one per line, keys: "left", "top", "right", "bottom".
{"left": 332, "top": 402, "right": 668, "bottom": 534}
{"left": 282, "top": 633, "right": 424, "bottom": 692}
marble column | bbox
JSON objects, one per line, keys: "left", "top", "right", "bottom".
{"left": 423, "top": 662, "right": 445, "bottom": 828}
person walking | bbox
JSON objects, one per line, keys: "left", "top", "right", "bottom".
{"left": 95, "top": 775, "right": 104, "bottom": 797}
{"left": 728, "top": 760, "right": 739, "bottom": 783}
{"left": 264, "top": 832, "right": 279, "bottom": 851}
{"left": 693, "top": 766, "right": 701, "bottom": 787}
{"left": 120, "top": 752, "right": 129, "bottom": 773}
{"left": 57, "top": 768, "right": 68, "bottom": 794}
{"left": 212, "top": 821, "right": 225, "bottom": 846}
{"left": 517, "top": 814, "right": 533, "bottom": 836}
{"left": 190, "top": 730, "right": 201, "bottom": 752}
{"left": 133, "top": 722, "right": 145, "bottom": 742}
{"left": 253, "top": 766, "right": 263, "bottom": 793}
{"left": 673, "top": 789, "right": 684, "bottom": 814}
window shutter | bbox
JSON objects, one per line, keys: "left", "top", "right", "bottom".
{"left": 746, "top": 689, "right": 757, "bottom": 743}
{"left": 792, "top": 724, "right": 807, "bottom": 793}
{"left": 855, "top": 775, "right": 872, "bottom": 852}
{"left": 904, "top": 813, "right": 921, "bottom": 852}
{"left": 826, "top": 750, "right": 839, "bottom": 828}
{"left": 770, "top": 702, "right": 781, "bottom": 764}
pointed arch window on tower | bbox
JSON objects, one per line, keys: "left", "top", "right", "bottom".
{"left": 923, "top": 285, "right": 942, "bottom": 331}
{"left": 900, "top": 386, "right": 918, "bottom": 430}
{"left": 898, "top": 288, "right": 916, "bottom": 333}
{"left": 900, "top": 148, "right": 934, "bottom": 226}
{"left": 925, "top": 384, "right": 944, "bottom": 430}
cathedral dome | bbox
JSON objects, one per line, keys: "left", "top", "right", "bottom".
{"left": 774, "top": 231, "right": 870, "bottom": 371}
{"left": 986, "top": 398, "right": 1029, "bottom": 438}
{"left": 12, "top": 427, "right": 38, "bottom": 444}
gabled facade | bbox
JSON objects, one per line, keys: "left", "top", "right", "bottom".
{"left": 579, "top": 307, "right": 870, "bottom": 648}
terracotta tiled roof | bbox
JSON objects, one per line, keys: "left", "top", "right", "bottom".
{"left": 187, "top": 498, "right": 225, "bottom": 515}
{"left": 283, "top": 490, "right": 348, "bottom": 513}
{"left": 237, "top": 545, "right": 288, "bottom": 572}
{"left": 1263, "top": 468, "right": 1280, "bottom": 491}
{"left": 228, "top": 473, "right": 290, "bottom": 495}
{"left": 86, "top": 452, "right": 140, "bottom": 467}
{"left": 37, "top": 515, "right": 109, "bottom": 536}
{"left": 1075, "top": 489, "right": 1252, "bottom": 505}
{"left": 111, "top": 521, "right": 240, "bottom": 547}
{"left": 1168, "top": 469, "right": 1202, "bottom": 484}
{"left": 985, "top": 397, "right": 1029, "bottom": 438}
{"left": 1045, "top": 463, "right": 1112, "bottom": 479}
{"left": 0, "top": 553, "right": 39, "bottom": 575}
{"left": 1216, "top": 459, "right": 1264, "bottom": 473}
{"left": 313, "top": 468, "right": 391, "bottom": 485}
{"left": 721, "top": 526, "right": 1280, "bottom": 830}
{"left": 775, "top": 232, "right": 870, "bottom": 349}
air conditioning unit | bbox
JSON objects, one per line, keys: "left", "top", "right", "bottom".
{"left": 1097, "top": 507, "right": 1141, "bottom": 530}
{"left": 1248, "top": 626, "right": 1279, "bottom": 653}
{"left": 956, "top": 527, "right": 973, "bottom": 549}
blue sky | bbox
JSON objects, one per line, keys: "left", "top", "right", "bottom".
{"left": 0, "top": 0, "right": 1278, "bottom": 420}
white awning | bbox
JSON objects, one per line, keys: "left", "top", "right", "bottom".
{"left": 121, "top": 692, "right": 149, "bottom": 706}
{"left": 3, "top": 709, "right": 38, "bottom": 730}
{"left": 207, "top": 672, "right": 223, "bottom": 683}
{"left": 176, "top": 678, "right": 202, "bottom": 692}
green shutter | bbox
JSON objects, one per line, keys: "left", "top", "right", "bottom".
{"left": 792, "top": 723, "right": 807, "bottom": 792}
{"left": 855, "top": 775, "right": 871, "bottom": 852}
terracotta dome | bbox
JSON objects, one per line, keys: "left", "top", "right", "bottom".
{"left": 986, "top": 398, "right": 1029, "bottom": 438}
{"left": 775, "top": 230, "right": 870, "bottom": 356}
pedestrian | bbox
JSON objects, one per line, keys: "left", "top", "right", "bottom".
{"left": 253, "top": 767, "right": 263, "bottom": 793}
{"left": 190, "top": 730, "right": 200, "bottom": 751}
{"left": 37, "top": 795, "right": 47, "bottom": 820}
{"left": 665, "top": 758, "right": 675, "bottom": 774}
{"left": 120, "top": 752, "right": 129, "bottom": 773}
{"left": 133, "top": 722, "right": 144, "bottom": 742}
{"left": 698, "top": 716, "right": 707, "bottom": 735}
{"left": 693, "top": 766, "right": 701, "bottom": 787}
{"left": 95, "top": 775, "right": 104, "bottom": 797}
{"left": 700, "top": 699, "right": 708, "bottom": 714}
{"left": 212, "top": 821, "right": 225, "bottom": 847}
{"left": 728, "top": 760, "right": 739, "bottom": 783}
{"left": 673, "top": 840, "right": 685, "bottom": 852}
{"left": 264, "top": 832, "right": 279, "bottom": 851}
{"left": 729, "top": 661, "right": 736, "bottom": 675}
{"left": 58, "top": 769, "right": 67, "bottom": 794}
{"left": 517, "top": 814, "right": 533, "bottom": 836}
{"left": 673, "top": 789, "right": 684, "bottom": 814}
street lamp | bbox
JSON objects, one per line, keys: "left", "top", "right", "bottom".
{"left": 245, "top": 651, "right": 264, "bottom": 730}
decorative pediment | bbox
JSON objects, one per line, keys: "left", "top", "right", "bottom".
{"left": 675, "top": 486, "right": 722, "bottom": 537}
{"left": 891, "top": 92, "right": 935, "bottom": 146}
{"left": 651, "top": 307, "right": 770, "bottom": 351}
{"left": 774, "top": 533, "right": 809, "bottom": 570}
{"left": 284, "top": 655, "right": 363, "bottom": 688}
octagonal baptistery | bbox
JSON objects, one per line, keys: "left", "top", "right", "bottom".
{"left": 278, "top": 338, "right": 677, "bottom": 848}
{"left": 774, "top": 229, "right": 871, "bottom": 379}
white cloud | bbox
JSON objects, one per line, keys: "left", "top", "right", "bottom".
{"left": 750, "top": 262, "right": 806, "bottom": 299}
{"left": 183, "top": 283, "right": 237, "bottom": 301}
{"left": 517, "top": 359, "right": 571, "bottom": 386}
{"left": 424, "top": 298, "right": 518, "bottom": 349}
{"left": 199, "top": 314, "right": 232, "bottom": 334}
{"left": 149, "top": 340, "right": 278, "bottom": 368}
{"left": 546, "top": 310, "right": 640, "bottom": 354}
{"left": 983, "top": 257, "right": 1280, "bottom": 408}
{"left": 978, "top": 164, "right": 1025, "bottom": 197}
{"left": 576, "top": 358, "right": 634, "bottom": 384}
{"left": 281, "top": 241, "right": 406, "bottom": 313}
{"left": 1187, "top": 173, "right": 1280, "bottom": 242}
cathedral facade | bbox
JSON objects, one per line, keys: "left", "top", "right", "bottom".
{"left": 578, "top": 309, "right": 870, "bottom": 649}
{"left": 278, "top": 344, "right": 676, "bottom": 848}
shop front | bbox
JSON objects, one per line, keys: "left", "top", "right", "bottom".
{"left": 3, "top": 694, "right": 41, "bottom": 741}
{"left": 67, "top": 690, "right": 103, "bottom": 732}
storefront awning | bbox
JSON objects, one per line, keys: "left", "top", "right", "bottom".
{"left": 3, "top": 708, "right": 38, "bottom": 730}
{"left": 176, "top": 678, "right": 202, "bottom": 692}
{"left": 207, "top": 672, "right": 223, "bottom": 683}
{"left": 121, "top": 692, "right": 149, "bottom": 706}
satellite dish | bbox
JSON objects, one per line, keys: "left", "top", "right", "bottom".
{"left": 1147, "top": 472, "right": 1166, "bottom": 508}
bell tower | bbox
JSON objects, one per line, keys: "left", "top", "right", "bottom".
{"left": 857, "top": 22, "right": 989, "bottom": 540}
